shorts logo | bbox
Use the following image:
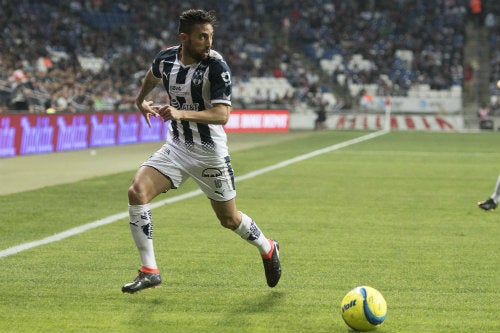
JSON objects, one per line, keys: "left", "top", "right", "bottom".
{"left": 202, "top": 168, "right": 222, "bottom": 177}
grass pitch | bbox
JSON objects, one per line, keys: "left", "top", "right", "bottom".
{"left": 0, "top": 130, "right": 499, "bottom": 333}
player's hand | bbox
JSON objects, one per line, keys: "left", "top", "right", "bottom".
{"left": 137, "top": 100, "right": 160, "bottom": 128}
{"left": 157, "top": 105, "right": 183, "bottom": 122}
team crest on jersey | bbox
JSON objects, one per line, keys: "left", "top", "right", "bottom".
{"left": 192, "top": 64, "right": 207, "bottom": 86}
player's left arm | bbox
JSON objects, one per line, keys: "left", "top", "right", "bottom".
{"left": 156, "top": 103, "right": 231, "bottom": 125}
{"left": 136, "top": 68, "right": 162, "bottom": 128}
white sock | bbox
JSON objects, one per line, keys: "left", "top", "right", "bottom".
{"left": 128, "top": 204, "right": 158, "bottom": 270}
{"left": 492, "top": 175, "right": 500, "bottom": 203}
{"left": 233, "top": 212, "right": 272, "bottom": 255}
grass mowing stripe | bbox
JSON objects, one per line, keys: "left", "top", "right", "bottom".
{"left": 0, "top": 130, "right": 386, "bottom": 259}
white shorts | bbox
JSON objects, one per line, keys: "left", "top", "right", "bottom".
{"left": 142, "top": 144, "right": 236, "bottom": 202}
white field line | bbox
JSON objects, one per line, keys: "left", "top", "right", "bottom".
{"left": 0, "top": 130, "right": 387, "bottom": 258}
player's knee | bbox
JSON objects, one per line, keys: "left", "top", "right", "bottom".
{"left": 128, "top": 182, "right": 148, "bottom": 205}
{"left": 218, "top": 215, "right": 239, "bottom": 230}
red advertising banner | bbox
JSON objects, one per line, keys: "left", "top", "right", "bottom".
{"left": 0, "top": 110, "right": 290, "bottom": 158}
{"left": 224, "top": 110, "right": 290, "bottom": 132}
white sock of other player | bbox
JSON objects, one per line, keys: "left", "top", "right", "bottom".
{"left": 128, "top": 204, "right": 159, "bottom": 272}
{"left": 234, "top": 212, "right": 272, "bottom": 255}
{"left": 492, "top": 175, "right": 500, "bottom": 203}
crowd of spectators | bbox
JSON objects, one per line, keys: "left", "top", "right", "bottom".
{"left": 0, "top": 0, "right": 498, "bottom": 115}
{"left": 0, "top": 0, "right": 283, "bottom": 113}
{"left": 486, "top": 2, "right": 500, "bottom": 114}
{"left": 286, "top": 1, "right": 469, "bottom": 94}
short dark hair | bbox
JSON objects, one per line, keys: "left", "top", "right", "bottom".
{"left": 178, "top": 9, "right": 217, "bottom": 34}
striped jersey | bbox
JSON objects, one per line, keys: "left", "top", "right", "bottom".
{"left": 151, "top": 46, "right": 232, "bottom": 160}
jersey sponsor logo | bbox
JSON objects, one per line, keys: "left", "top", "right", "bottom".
{"left": 171, "top": 98, "right": 181, "bottom": 109}
{"left": 180, "top": 103, "right": 200, "bottom": 111}
{"left": 170, "top": 98, "right": 199, "bottom": 111}
{"left": 169, "top": 85, "right": 191, "bottom": 98}
{"left": 170, "top": 84, "right": 190, "bottom": 98}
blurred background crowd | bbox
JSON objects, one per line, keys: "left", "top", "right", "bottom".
{"left": 0, "top": 0, "right": 498, "bottom": 116}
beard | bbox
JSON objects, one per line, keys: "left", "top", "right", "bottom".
{"left": 185, "top": 42, "right": 209, "bottom": 62}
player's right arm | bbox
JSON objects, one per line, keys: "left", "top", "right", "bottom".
{"left": 135, "top": 68, "right": 162, "bottom": 128}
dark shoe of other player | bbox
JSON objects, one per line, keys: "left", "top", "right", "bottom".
{"left": 262, "top": 240, "right": 281, "bottom": 288}
{"left": 122, "top": 270, "right": 162, "bottom": 293}
{"left": 477, "top": 198, "right": 498, "bottom": 211}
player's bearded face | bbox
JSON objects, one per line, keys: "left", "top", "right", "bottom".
{"left": 185, "top": 24, "right": 213, "bottom": 62}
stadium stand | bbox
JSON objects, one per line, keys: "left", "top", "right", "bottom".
{"left": 0, "top": 0, "right": 498, "bottom": 118}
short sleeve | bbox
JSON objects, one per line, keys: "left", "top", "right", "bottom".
{"left": 151, "top": 50, "right": 166, "bottom": 79}
{"left": 209, "top": 59, "right": 232, "bottom": 105}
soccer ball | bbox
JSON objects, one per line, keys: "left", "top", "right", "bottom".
{"left": 340, "top": 286, "right": 387, "bottom": 331}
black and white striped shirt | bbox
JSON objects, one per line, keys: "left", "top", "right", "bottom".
{"left": 151, "top": 46, "right": 232, "bottom": 159}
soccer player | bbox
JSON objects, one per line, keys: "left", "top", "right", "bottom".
{"left": 121, "top": 9, "right": 281, "bottom": 293}
{"left": 477, "top": 175, "right": 500, "bottom": 211}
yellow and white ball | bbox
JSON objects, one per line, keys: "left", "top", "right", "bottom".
{"left": 341, "top": 286, "right": 387, "bottom": 331}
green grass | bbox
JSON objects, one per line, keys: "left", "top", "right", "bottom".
{"left": 1, "top": 130, "right": 499, "bottom": 333}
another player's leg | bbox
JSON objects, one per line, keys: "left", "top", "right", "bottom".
{"left": 478, "top": 175, "right": 500, "bottom": 211}
{"left": 122, "top": 166, "right": 171, "bottom": 293}
{"left": 211, "top": 200, "right": 282, "bottom": 287}
{"left": 478, "top": 198, "right": 498, "bottom": 211}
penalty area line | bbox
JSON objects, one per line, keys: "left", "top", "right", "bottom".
{"left": 0, "top": 130, "right": 388, "bottom": 258}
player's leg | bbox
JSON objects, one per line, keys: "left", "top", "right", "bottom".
{"left": 478, "top": 175, "right": 500, "bottom": 211}
{"left": 122, "top": 165, "right": 172, "bottom": 293}
{"left": 211, "top": 199, "right": 282, "bottom": 287}
{"left": 210, "top": 199, "right": 271, "bottom": 252}
{"left": 190, "top": 154, "right": 281, "bottom": 287}
{"left": 492, "top": 175, "right": 500, "bottom": 202}
{"left": 128, "top": 165, "right": 172, "bottom": 269}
